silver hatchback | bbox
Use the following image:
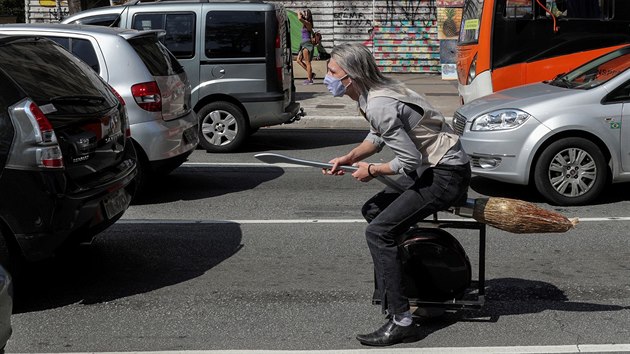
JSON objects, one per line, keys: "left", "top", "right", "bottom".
{"left": 0, "top": 24, "right": 199, "bottom": 190}
{"left": 454, "top": 45, "right": 630, "bottom": 206}
{"left": 62, "top": 0, "right": 301, "bottom": 153}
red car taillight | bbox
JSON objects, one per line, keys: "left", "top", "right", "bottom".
{"left": 29, "top": 102, "right": 54, "bottom": 142}
{"left": 28, "top": 101, "right": 64, "bottom": 169}
{"left": 131, "top": 81, "right": 161, "bottom": 112}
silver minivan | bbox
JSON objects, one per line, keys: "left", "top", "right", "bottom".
{"left": 0, "top": 24, "right": 199, "bottom": 189}
{"left": 63, "top": 0, "right": 302, "bottom": 153}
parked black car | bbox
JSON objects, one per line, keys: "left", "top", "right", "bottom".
{"left": 0, "top": 35, "right": 137, "bottom": 267}
{"left": 0, "top": 265, "right": 11, "bottom": 352}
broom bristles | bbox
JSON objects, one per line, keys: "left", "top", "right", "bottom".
{"left": 471, "top": 197, "right": 578, "bottom": 234}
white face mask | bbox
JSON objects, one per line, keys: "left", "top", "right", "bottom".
{"left": 323, "top": 74, "right": 349, "bottom": 97}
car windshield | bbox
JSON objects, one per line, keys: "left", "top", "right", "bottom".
{"left": 549, "top": 47, "right": 630, "bottom": 89}
{"left": 458, "top": 0, "right": 484, "bottom": 45}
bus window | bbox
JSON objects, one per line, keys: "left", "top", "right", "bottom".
{"left": 505, "top": 0, "right": 533, "bottom": 19}
{"left": 554, "top": 0, "right": 602, "bottom": 19}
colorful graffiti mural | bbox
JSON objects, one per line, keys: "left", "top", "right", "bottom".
{"left": 281, "top": 0, "right": 463, "bottom": 74}
{"left": 437, "top": 7, "right": 462, "bottom": 39}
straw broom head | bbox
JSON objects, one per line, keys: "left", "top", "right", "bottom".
{"left": 472, "top": 197, "right": 579, "bottom": 234}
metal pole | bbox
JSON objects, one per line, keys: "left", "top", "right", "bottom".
{"left": 371, "top": 0, "right": 375, "bottom": 53}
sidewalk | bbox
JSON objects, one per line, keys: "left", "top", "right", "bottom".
{"left": 287, "top": 73, "right": 462, "bottom": 129}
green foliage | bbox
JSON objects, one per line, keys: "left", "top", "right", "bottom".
{"left": 0, "top": 0, "right": 25, "bottom": 22}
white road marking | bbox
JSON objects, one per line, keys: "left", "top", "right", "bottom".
{"left": 118, "top": 217, "right": 630, "bottom": 224}
{"left": 43, "top": 343, "right": 630, "bottom": 353}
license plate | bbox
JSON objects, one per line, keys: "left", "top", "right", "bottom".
{"left": 103, "top": 188, "right": 130, "bottom": 219}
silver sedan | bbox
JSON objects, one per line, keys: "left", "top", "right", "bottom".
{"left": 453, "top": 45, "right": 630, "bottom": 206}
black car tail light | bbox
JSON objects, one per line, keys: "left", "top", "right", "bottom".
{"left": 26, "top": 100, "right": 64, "bottom": 169}
{"left": 29, "top": 102, "right": 55, "bottom": 143}
{"left": 131, "top": 81, "right": 161, "bottom": 112}
{"left": 109, "top": 86, "right": 131, "bottom": 138}
{"left": 5, "top": 99, "right": 64, "bottom": 170}
{"left": 109, "top": 85, "right": 126, "bottom": 107}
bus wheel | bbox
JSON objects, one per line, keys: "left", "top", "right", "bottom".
{"left": 198, "top": 101, "right": 247, "bottom": 153}
{"left": 534, "top": 137, "right": 607, "bottom": 206}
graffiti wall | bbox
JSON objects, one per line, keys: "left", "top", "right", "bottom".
{"left": 276, "top": 0, "right": 463, "bottom": 74}
{"left": 25, "top": 0, "right": 68, "bottom": 23}
{"left": 23, "top": 0, "right": 461, "bottom": 74}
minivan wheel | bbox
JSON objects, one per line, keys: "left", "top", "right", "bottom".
{"left": 198, "top": 102, "right": 247, "bottom": 153}
{"left": 534, "top": 137, "right": 607, "bottom": 206}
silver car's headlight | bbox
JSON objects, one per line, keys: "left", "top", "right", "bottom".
{"left": 471, "top": 109, "right": 531, "bottom": 131}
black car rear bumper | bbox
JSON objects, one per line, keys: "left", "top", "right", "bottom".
{"left": 0, "top": 152, "right": 137, "bottom": 261}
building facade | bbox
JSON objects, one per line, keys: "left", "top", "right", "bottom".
{"left": 279, "top": 0, "right": 463, "bottom": 73}
{"left": 24, "top": 0, "right": 463, "bottom": 73}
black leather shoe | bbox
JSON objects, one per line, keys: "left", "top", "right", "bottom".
{"left": 356, "top": 319, "right": 418, "bottom": 346}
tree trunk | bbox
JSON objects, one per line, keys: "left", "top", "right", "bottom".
{"left": 68, "top": 0, "right": 82, "bottom": 15}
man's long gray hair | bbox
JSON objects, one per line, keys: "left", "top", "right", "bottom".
{"left": 330, "top": 43, "right": 405, "bottom": 96}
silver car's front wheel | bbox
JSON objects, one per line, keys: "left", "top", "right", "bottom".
{"left": 534, "top": 137, "right": 607, "bottom": 206}
{"left": 197, "top": 101, "right": 247, "bottom": 153}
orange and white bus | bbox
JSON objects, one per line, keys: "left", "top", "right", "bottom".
{"left": 457, "top": 0, "right": 630, "bottom": 103}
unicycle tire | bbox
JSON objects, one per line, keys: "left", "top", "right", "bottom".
{"left": 398, "top": 227, "right": 472, "bottom": 302}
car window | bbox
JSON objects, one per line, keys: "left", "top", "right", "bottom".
{"left": 70, "top": 13, "right": 121, "bottom": 26}
{"left": 132, "top": 12, "right": 195, "bottom": 59}
{"left": 0, "top": 38, "right": 115, "bottom": 114}
{"left": 47, "top": 36, "right": 69, "bottom": 48}
{"left": 550, "top": 48, "right": 630, "bottom": 89}
{"left": 127, "top": 35, "right": 184, "bottom": 76}
{"left": 72, "top": 39, "right": 100, "bottom": 72}
{"left": 205, "top": 11, "right": 265, "bottom": 58}
{"left": 133, "top": 13, "right": 164, "bottom": 30}
{"left": 46, "top": 36, "right": 100, "bottom": 72}
{"left": 604, "top": 80, "right": 630, "bottom": 103}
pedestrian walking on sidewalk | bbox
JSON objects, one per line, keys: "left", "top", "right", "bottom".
{"left": 321, "top": 43, "right": 471, "bottom": 346}
{"left": 296, "top": 9, "right": 316, "bottom": 85}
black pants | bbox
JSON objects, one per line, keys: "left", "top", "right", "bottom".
{"left": 361, "top": 163, "right": 471, "bottom": 315}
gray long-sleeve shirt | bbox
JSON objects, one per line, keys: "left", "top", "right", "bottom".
{"left": 359, "top": 94, "right": 468, "bottom": 175}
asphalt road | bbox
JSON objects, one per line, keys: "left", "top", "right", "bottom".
{"left": 6, "top": 129, "right": 630, "bottom": 353}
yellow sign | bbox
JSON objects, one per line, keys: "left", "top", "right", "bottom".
{"left": 39, "top": 0, "right": 57, "bottom": 6}
{"left": 464, "top": 19, "right": 480, "bottom": 30}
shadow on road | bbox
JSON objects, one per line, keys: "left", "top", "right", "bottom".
{"left": 469, "top": 176, "right": 546, "bottom": 203}
{"left": 295, "top": 92, "right": 327, "bottom": 100}
{"left": 415, "top": 277, "right": 628, "bottom": 336}
{"left": 132, "top": 166, "right": 285, "bottom": 205}
{"left": 237, "top": 129, "right": 368, "bottom": 152}
{"left": 471, "top": 176, "right": 630, "bottom": 205}
{"left": 13, "top": 222, "right": 243, "bottom": 313}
